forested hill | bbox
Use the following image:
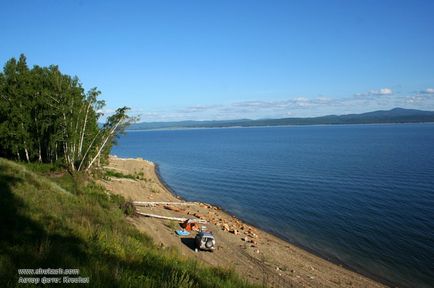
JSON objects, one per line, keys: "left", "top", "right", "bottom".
{"left": 129, "top": 108, "right": 434, "bottom": 130}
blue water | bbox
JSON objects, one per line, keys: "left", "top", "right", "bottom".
{"left": 112, "top": 124, "right": 434, "bottom": 287}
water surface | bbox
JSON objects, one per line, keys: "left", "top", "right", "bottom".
{"left": 113, "top": 124, "right": 434, "bottom": 287}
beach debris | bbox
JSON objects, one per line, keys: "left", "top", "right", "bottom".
{"left": 175, "top": 229, "right": 190, "bottom": 236}
{"left": 193, "top": 213, "right": 206, "bottom": 219}
{"left": 163, "top": 205, "right": 182, "bottom": 212}
{"left": 136, "top": 211, "right": 186, "bottom": 221}
{"left": 133, "top": 201, "right": 198, "bottom": 207}
{"left": 229, "top": 228, "right": 239, "bottom": 235}
{"left": 180, "top": 219, "right": 204, "bottom": 231}
{"left": 222, "top": 223, "right": 230, "bottom": 231}
{"left": 136, "top": 212, "right": 207, "bottom": 223}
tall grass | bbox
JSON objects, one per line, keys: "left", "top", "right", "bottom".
{"left": 0, "top": 158, "right": 256, "bottom": 288}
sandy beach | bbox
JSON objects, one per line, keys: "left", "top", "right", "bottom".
{"left": 100, "top": 156, "right": 386, "bottom": 288}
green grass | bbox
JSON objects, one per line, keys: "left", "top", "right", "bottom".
{"left": 104, "top": 169, "right": 146, "bottom": 181}
{"left": 0, "top": 158, "right": 257, "bottom": 288}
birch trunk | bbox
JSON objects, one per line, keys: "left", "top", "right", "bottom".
{"left": 20, "top": 122, "right": 30, "bottom": 162}
{"left": 24, "top": 147, "right": 30, "bottom": 163}
{"left": 85, "top": 119, "right": 122, "bottom": 171}
{"left": 78, "top": 102, "right": 90, "bottom": 157}
{"left": 33, "top": 115, "right": 42, "bottom": 162}
{"left": 63, "top": 113, "right": 75, "bottom": 171}
{"left": 77, "top": 128, "right": 102, "bottom": 171}
{"left": 38, "top": 142, "right": 42, "bottom": 162}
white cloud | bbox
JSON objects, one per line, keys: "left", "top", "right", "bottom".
{"left": 96, "top": 108, "right": 116, "bottom": 115}
{"left": 369, "top": 88, "right": 393, "bottom": 95}
{"left": 177, "top": 104, "right": 220, "bottom": 113}
{"left": 133, "top": 87, "right": 434, "bottom": 121}
{"left": 406, "top": 96, "right": 424, "bottom": 104}
{"left": 420, "top": 88, "right": 434, "bottom": 94}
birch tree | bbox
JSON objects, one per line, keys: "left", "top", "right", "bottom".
{"left": 0, "top": 54, "right": 135, "bottom": 172}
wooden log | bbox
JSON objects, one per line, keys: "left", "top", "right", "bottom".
{"left": 136, "top": 211, "right": 187, "bottom": 221}
{"left": 133, "top": 201, "right": 198, "bottom": 207}
{"left": 135, "top": 211, "right": 207, "bottom": 223}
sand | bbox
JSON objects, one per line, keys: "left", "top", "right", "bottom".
{"left": 100, "top": 156, "right": 387, "bottom": 288}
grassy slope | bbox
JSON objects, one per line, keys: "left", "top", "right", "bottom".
{"left": 0, "top": 158, "right": 255, "bottom": 288}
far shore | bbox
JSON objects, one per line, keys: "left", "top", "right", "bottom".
{"left": 101, "top": 155, "right": 387, "bottom": 288}
{"left": 125, "top": 121, "right": 434, "bottom": 133}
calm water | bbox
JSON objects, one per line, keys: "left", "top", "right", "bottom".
{"left": 112, "top": 124, "right": 434, "bottom": 287}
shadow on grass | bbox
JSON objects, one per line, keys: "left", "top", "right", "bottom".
{"left": 0, "top": 164, "right": 88, "bottom": 286}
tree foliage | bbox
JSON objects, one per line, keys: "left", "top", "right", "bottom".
{"left": 0, "top": 54, "right": 134, "bottom": 172}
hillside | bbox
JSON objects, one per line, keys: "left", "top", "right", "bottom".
{"left": 0, "top": 158, "right": 254, "bottom": 287}
{"left": 129, "top": 108, "right": 434, "bottom": 130}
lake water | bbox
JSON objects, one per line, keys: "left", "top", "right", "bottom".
{"left": 112, "top": 124, "right": 434, "bottom": 287}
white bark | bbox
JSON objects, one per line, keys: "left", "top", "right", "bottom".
{"left": 34, "top": 116, "right": 42, "bottom": 162}
{"left": 85, "top": 119, "right": 122, "bottom": 171}
{"left": 63, "top": 113, "right": 75, "bottom": 171}
{"left": 38, "top": 143, "right": 42, "bottom": 162}
{"left": 78, "top": 102, "right": 90, "bottom": 157}
{"left": 20, "top": 122, "right": 30, "bottom": 162}
{"left": 24, "top": 147, "right": 30, "bottom": 163}
{"left": 77, "top": 128, "right": 102, "bottom": 171}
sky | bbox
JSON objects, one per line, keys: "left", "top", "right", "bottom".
{"left": 1, "top": 0, "right": 434, "bottom": 121}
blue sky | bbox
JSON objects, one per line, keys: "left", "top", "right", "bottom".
{"left": 1, "top": 0, "right": 434, "bottom": 121}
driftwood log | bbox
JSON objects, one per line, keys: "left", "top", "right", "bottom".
{"left": 135, "top": 211, "right": 207, "bottom": 223}
{"left": 133, "top": 201, "right": 198, "bottom": 207}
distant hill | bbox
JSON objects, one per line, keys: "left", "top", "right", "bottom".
{"left": 128, "top": 108, "right": 434, "bottom": 130}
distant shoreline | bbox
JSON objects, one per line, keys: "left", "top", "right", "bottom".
{"left": 128, "top": 107, "right": 434, "bottom": 131}
{"left": 126, "top": 121, "right": 434, "bottom": 132}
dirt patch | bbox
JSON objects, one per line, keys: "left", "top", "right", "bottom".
{"left": 100, "top": 156, "right": 386, "bottom": 288}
